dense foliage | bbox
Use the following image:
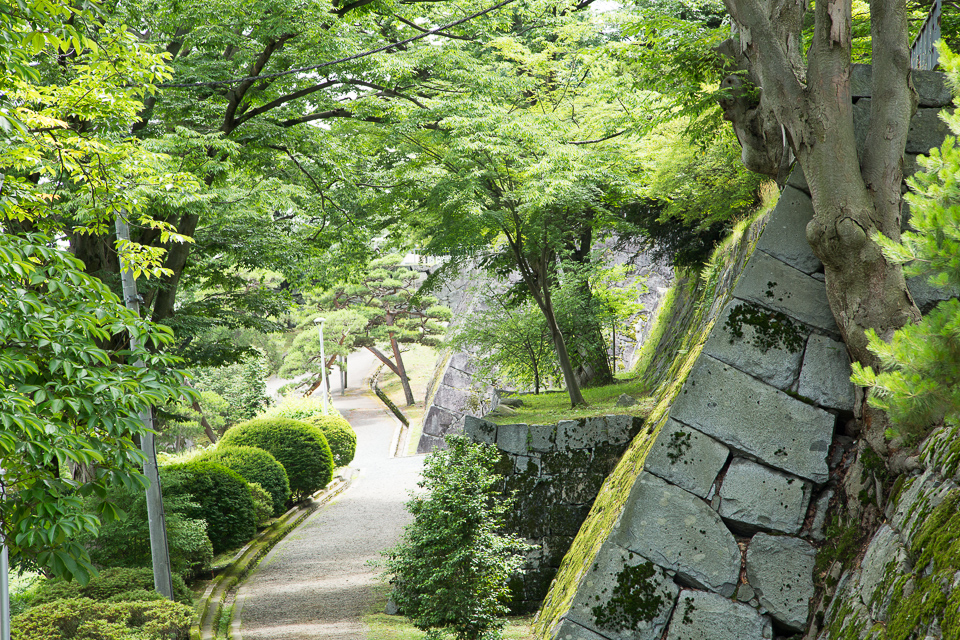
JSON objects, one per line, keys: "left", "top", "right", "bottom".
{"left": 220, "top": 418, "right": 335, "bottom": 500}
{"left": 199, "top": 445, "right": 292, "bottom": 516}
{"left": 0, "top": 234, "right": 192, "bottom": 582}
{"left": 30, "top": 568, "right": 193, "bottom": 607}
{"left": 383, "top": 437, "right": 529, "bottom": 640}
{"left": 303, "top": 415, "right": 358, "bottom": 467}
{"left": 80, "top": 471, "right": 213, "bottom": 580}
{"left": 12, "top": 597, "right": 192, "bottom": 640}
{"left": 162, "top": 461, "right": 258, "bottom": 553}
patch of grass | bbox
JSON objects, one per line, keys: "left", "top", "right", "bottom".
{"left": 487, "top": 377, "right": 654, "bottom": 426}
{"left": 9, "top": 570, "right": 44, "bottom": 616}
{"left": 364, "top": 613, "right": 536, "bottom": 640}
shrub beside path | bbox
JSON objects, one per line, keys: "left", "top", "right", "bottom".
{"left": 235, "top": 352, "right": 425, "bottom": 639}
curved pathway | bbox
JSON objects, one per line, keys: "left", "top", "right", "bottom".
{"left": 236, "top": 352, "right": 425, "bottom": 639}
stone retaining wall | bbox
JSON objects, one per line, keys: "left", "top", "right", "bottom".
{"left": 534, "top": 65, "right": 954, "bottom": 640}
{"left": 463, "top": 414, "right": 645, "bottom": 613}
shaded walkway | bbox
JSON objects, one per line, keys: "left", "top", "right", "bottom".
{"left": 236, "top": 353, "right": 424, "bottom": 639}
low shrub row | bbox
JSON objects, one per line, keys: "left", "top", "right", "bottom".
{"left": 12, "top": 597, "right": 193, "bottom": 640}
{"left": 12, "top": 402, "right": 360, "bottom": 640}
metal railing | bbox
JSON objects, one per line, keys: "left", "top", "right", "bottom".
{"left": 911, "top": 0, "right": 943, "bottom": 70}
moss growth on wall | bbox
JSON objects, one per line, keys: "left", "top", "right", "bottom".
{"left": 534, "top": 208, "right": 771, "bottom": 639}
{"left": 723, "top": 301, "right": 807, "bottom": 354}
{"left": 591, "top": 561, "right": 669, "bottom": 630}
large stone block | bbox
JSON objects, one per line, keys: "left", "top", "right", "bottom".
{"left": 463, "top": 415, "right": 497, "bottom": 445}
{"left": 611, "top": 472, "right": 741, "bottom": 597}
{"left": 755, "top": 186, "right": 822, "bottom": 274}
{"left": 718, "top": 459, "right": 812, "bottom": 535}
{"left": 448, "top": 352, "right": 471, "bottom": 371}
{"left": 907, "top": 274, "right": 959, "bottom": 314}
{"left": 702, "top": 301, "right": 807, "bottom": 391}
{"left": 528, "top": 423, "right": 556, "bottom": 451}
{"left": 556, "top": 415, "right": 638, "bottom": 450}
{"left": 732, "top": 250, "right": 838, "bottom": 334}
{"left": 433, "top": 384, "right": 471, "bottom": 414}
{"left": 786, "top": 164, "right": 808, "bottom": 193}
{"left": 497, "top": 423, "right": 530, "bottom": 455}
{"left": 565, "top": 543, "right": 679, "bottom": 640}
{"left": 644, "top": 419, "right": 729, "bottom": 498}
{"left": 907, "top": 107, "right": 951, "bottom": 154}
{"left": 670, "top": 355, "right": 834, "bottom": 483}
{"left": 851, "top": 64, "right": 952, "bottom": 107}
{"left": 854, "top": 100, "right": 950, "bottom": 155}
{"left": 664, "top": 590, "right": 773, "bottom": 640}
{"left": 550, "top": 619, "right": 613, "bottom": 640}
{"left": 746, "top": 534, "right": 817, "bottom": 632}
{"left": 422, "top": 405, "right": 457, "bottom": 437}
{"left": 855, "top": 524, "right": 910, "bottom": 622}
{"left": 798, "top": 335, "right": 856, "bottom": 411}
{"left": 443, "top": 365, "right": 475, "bottom": 390}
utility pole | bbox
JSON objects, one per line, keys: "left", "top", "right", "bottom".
{"left": 1, "top": 536, "right": 9, "bottom": 640}
{"left": 114, "top": 215, "right": 175, "bottom": 600}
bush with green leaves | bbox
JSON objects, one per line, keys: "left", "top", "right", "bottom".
{"left": 221, "top": 418, "right": 334, "bottom": 501}
{"left": 80, "top": 474, "right": 213, "bottom": 580}
{"left": 162, "top": 461, "right": 257, "bottom": 554}
{"left": 303, "top": 415, "right": 357, "bottom": 467}
{"left": 851, "top": 43, "right": 960, "bottom": 443}
{"left": 31, "top": 567, "right": 193, "bottom": 606}
{"left": 0, "top": 234, "right": 193, "bottom": 584}
{"left": 197, "top": 445, "right": 291, "bottom": 516}
{"left": 248, "top": 482, "right": 274, "bottom": 525}
{"left": 382, "top": 436, "right": 529, "bottom": 640}
{"left": 260, "top": 395, "right": 338, "bottom": 422}
{"left": 12, "top": 597, "right": 192, "bottom": 640}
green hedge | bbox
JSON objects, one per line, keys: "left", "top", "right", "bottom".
{"left": 81, "top": 475, "right": 213, "bottom": 580}
{"left": 198, "top": 445, "right": 291, "bottom": 516}
{"left": 249, "top": 482, "right": 273, "bottom": 525}
{"left": 12, "top": 597, "right": 192, "bottom": 640}
{"left": 221, "top": 418, "right": 334, "bottom": 501}
{"left": 31, "top": 568, "right": 192, "bottom": 606}
{"left": 163, "top": 461, "right": 257, "bottom": 553}
{"left": 304, "top": 415, "right": 357, "bottom": 467}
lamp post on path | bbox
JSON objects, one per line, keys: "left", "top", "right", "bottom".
{"left": 315, "top": 318, "right": 329, "bottom": 415}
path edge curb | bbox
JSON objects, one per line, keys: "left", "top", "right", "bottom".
{"left": 190, "top": 467, "right": 358, "bottom": 640}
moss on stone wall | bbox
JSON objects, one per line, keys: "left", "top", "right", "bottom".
{"left": 533, "top": 210, "right": 770, "bottom": 639}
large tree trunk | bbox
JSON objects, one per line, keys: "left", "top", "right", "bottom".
{"left": 720, "top": 0, "right": 921, "bottom": 449}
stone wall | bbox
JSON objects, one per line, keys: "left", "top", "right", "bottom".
{"left": 533, "top": 65, "right": 954, "bottom": 640}
{"left": 417, "top": 248, "right": 672, "bottom": 454}
{"left": 463, "top": 414, "right": 645, "bottom": 613}
{"left": 815, "top": 421, "right": 960, "bottom": 639}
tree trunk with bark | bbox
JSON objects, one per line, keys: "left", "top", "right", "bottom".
{"left": 719, "top": 0, "right": 921, "bottom": 450}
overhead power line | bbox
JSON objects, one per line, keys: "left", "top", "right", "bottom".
{"left": 161, "top": 0, "right": 518, "bottom": 89}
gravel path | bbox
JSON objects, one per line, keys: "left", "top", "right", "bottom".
{"left": 236, "top": 353, "right": 425, "bottom": 640}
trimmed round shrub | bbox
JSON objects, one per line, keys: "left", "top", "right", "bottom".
{"left": 197, "top": 445, "right": 291, "bottom": 516}
{"left": 303, "top": 415, "right": 357, "bottom": 467}
{"left": 32, "top": 568, "right": 193, "bottom": 606}
{"left": 12, "top": 597, "right": 192, "bottom": 640}
{"left": 221, "top": 418, "right": 334, "bottom": 501}
{"left": 163, "top": 461, "right": 257, "bottom": 554}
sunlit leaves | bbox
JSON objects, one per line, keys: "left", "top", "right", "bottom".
{"left": 0, "top": 234, "right": 193, "bottom": 583}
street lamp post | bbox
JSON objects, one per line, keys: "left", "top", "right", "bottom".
{"left": 314, "top": 318, "right": 329, "bottom": 415}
